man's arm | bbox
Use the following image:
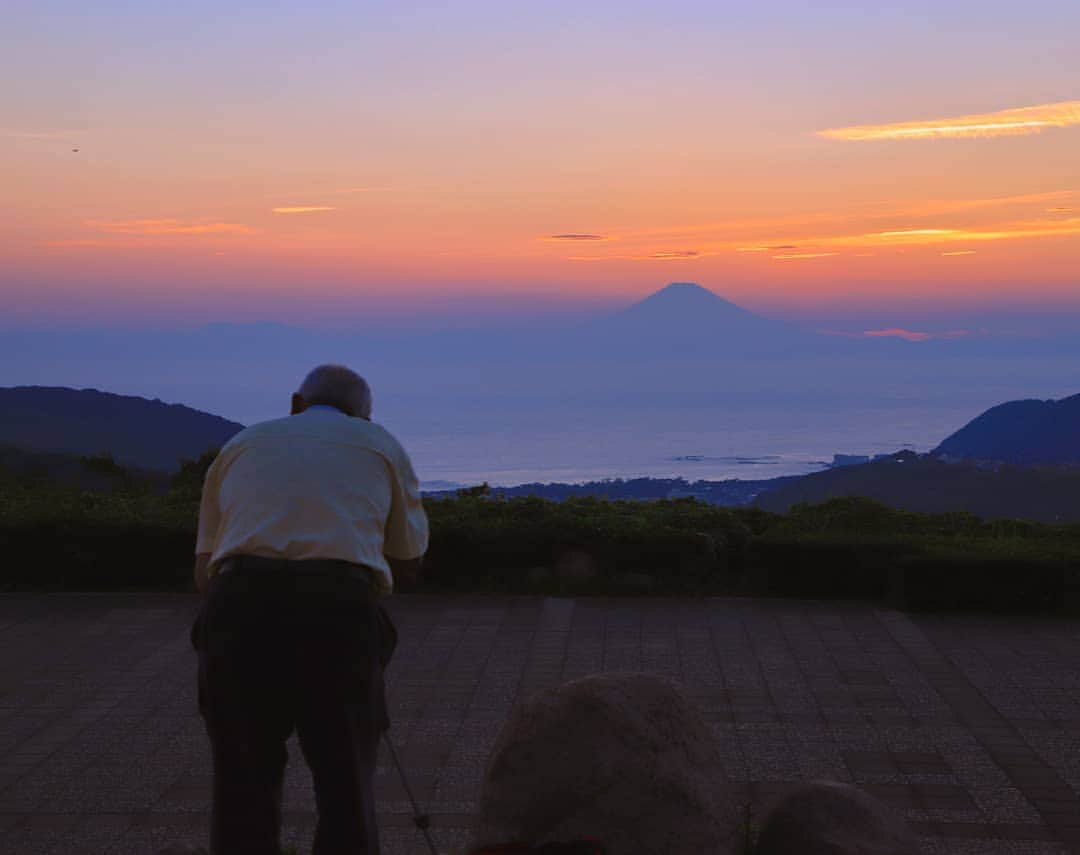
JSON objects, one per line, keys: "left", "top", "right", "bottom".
{"left": 384, "top": 444, "right": 430, "bottom": 593}
{"left": 194, "top": 553, "right": 212, "bottom": 595}
{"left": 387, "top": 556, "right": 422, "bottom": 591}
{"left": 194, "top": 449, "right": 226, "bottom": 596}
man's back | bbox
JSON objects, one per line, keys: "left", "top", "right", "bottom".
{"left": 196, "top": 405, "right": 428, "bottom": 594}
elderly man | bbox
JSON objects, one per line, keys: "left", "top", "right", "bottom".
{"left": 190, "top": 364, "right": 429, "bottom": 855}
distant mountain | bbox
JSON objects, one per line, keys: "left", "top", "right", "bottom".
{"left": 600, "top": 283, "right": 778, "bottom": 334}
{"left": 753, "top": 452, "right": 1080, "bottom": 523}
{"left": 0, "top": 387, "right": 244, "bottom": 471}
{"left": 573, "top": 282, "right": 820, "bottom": 357}
{"left": 933, "top": 393, "right": 1080, "bottom": 465}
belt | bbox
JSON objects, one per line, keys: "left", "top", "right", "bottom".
{"left": 218, "top": 554, "right": 378, "bottom": 591}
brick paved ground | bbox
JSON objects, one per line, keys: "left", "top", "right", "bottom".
{"left": 0, "top": 594, "right": 1078, "bottom": 854}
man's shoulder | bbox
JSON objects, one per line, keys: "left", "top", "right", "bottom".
{"left": 220, "top": 414, "right": 411, "bottom": 463}
{"left": 221, "top": 415, "right": 294, "bottom": 446}
{"left": 359, "top": 420, "right": 411, "bottom": 460}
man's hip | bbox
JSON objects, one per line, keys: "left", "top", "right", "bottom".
{"left": 216, "top": 553, "right": 380, "bottom": 591}
{"left": 191, "top": 554, "right": 397, "bottom": 669}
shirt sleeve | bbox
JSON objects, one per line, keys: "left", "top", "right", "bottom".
{"left": 195, "top": 451, "right": 226, "bottom": 555}
{"left": 384, "top": 447, "right": 429, "bottom": 560}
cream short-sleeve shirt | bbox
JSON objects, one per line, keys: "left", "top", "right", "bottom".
{"left": 195, "top": 406, "right": 429, "bottom": 594}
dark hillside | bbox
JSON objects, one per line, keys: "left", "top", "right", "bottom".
{"left": 934, "top": 393, "right": 1080, "bottom": 465}
{"left": 754, "top": 453, "right": 1080, "bottom": 523}
{"left": 0, "top": 386, "right": 243, "bottom": 471}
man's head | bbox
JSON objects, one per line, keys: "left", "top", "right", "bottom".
{"left": 291, "top": 364, "right": 373, "bottom": 419}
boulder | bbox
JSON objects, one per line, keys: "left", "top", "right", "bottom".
{"left": 471, "top": 672, "right": 737, "bottom": 854}
{"left": 755, "top": 780, "right": 919, "bottom": 855}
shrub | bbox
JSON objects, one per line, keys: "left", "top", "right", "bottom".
{"left": 1, "top": 486, "right": 1077, "bottom": 613}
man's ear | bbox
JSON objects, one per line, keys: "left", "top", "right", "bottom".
{"left": 290, "top": 393, "right": 306, "bottom": 415}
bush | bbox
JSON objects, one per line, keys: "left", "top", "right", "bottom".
{"left": 1, "top": 486, "right": 1077, "bottom": 614}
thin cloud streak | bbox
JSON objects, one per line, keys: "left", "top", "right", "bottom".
{"left": 860, "top": 328, "right": 971, "bottom": 342}
{"left": 859, "top": 219, "right": 1080, "bottom": 245}
{"left": 546, "top": 234, "right": 611, "bottom": 242}
{"left": 864, "top": 328, "right": 933, "bottom": 342}
{"left": 891, "top": 190, "right": 1074, "bottom": 217}
{"left": 332, "top": 187, "right": 392, "bottom": 194}
{"left": 41, "top": 239, "right": 113, "bottom": 248}
{"left": 85, "top": 219, "right": 254, "bottom": 236}
{"left": 0, "top": 129, "right": 72, "bottom": 140}
{"left": 819, "top": 100, "right": 1080, "bottom": 141}
{"left": 560, "top": 213, "right": 1080, "bottom": 264}
{"left": 722, "top": 217, "right": 1080, "bottom": 254}
{"left": 271, "top": 206, "right": 337, "bottom": 214}
{"left": 571, "top": 191, "right": 1075, "bottom": 250}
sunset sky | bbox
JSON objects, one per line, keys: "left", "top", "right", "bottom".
{"left": 3, "top": 0, "right": 1079, "bottom": 329}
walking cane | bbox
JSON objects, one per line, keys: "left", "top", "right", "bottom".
{"left": 384, "top": 730, "right": 439, "bottom": 855}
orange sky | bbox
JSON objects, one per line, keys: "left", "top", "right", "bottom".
{"left": 3, "top": 3, "right": 1079, "bottom": 324}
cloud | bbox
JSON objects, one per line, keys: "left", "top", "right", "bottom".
{"left": 41, "top": 239, "right": 113, "bottom": 248}
{"left": 648, "top": 250, "right": 700, "bottom": 259}
{"left": 566, "top": 248, "right": 711, "bottom": 261}
{"left": 818, "top": 100, "right": 1080, "bottom": 141}
{"left": 558, "top": 190, "right": 1075, "bottom": 252}
{"left": 860, "top": 219, "right": 1080, "bottom": 245}
{"left": 332, "top": 186, "right": 391, "bottom": 194}
{"left": 896, "top": 190, "right": 1074, "bottom": 216}
{"left": 85, "top": 219, "right": 254, "bottom": 235}
{"left": 772, "top": 251, "right": 839, "bottom": 260}
{"left": 861, "top": 328, "right": 970, "bottom": 342}
{"left": 864, "top": 328, "right": 932, "bottom": 341}
{"left": 271, "top": 206, "right": 337, "bottom": 214}
{"left": 875, "top": 228, "right": 957, "bottom": 238}
{"left": 0, "top": 129, "right": 71, "bottom": 140}
{"left": 940, "top": 250, "right": 977, "bottom": 256}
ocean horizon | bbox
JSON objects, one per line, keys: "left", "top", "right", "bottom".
{"left": 405, "top": 401, "right": 967, "bottom": 490}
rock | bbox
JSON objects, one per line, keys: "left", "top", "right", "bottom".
{"left": 555, "top": 550, "right": 597, "bottom": 585}
{"left": 471, "top": 672, "right": 738, "bottom": 854}
{"left": 755, "top": 780, "right": 919, "bottom": 855}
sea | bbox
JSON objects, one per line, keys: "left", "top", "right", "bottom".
{"left": 393, "top": 402, "right": 978, "bottom": 490}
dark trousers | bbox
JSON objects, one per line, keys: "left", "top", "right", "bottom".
{"left": 191, "top": 558, "right": 398, "bottom": 855}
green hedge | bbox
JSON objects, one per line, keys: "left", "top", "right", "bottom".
{"left": 422, "top": 495, "right": 751, "bottom": 594}
{"left": 0, "top": 486, "right": 196, "bottom": 590}
{"left": 2, "top": 485, "right": 1078, "bottom": 612}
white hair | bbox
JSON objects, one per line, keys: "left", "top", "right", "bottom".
{"left": 297, "top": 364, "right": 372, "bottom": 418}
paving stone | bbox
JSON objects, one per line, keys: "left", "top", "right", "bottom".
{"left": 1, "top": 593, "right": 1079, "bottom": 851}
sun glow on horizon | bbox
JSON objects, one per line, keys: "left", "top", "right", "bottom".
{"left": 3, "top": 2, "right": 1079, "bottom": 322}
